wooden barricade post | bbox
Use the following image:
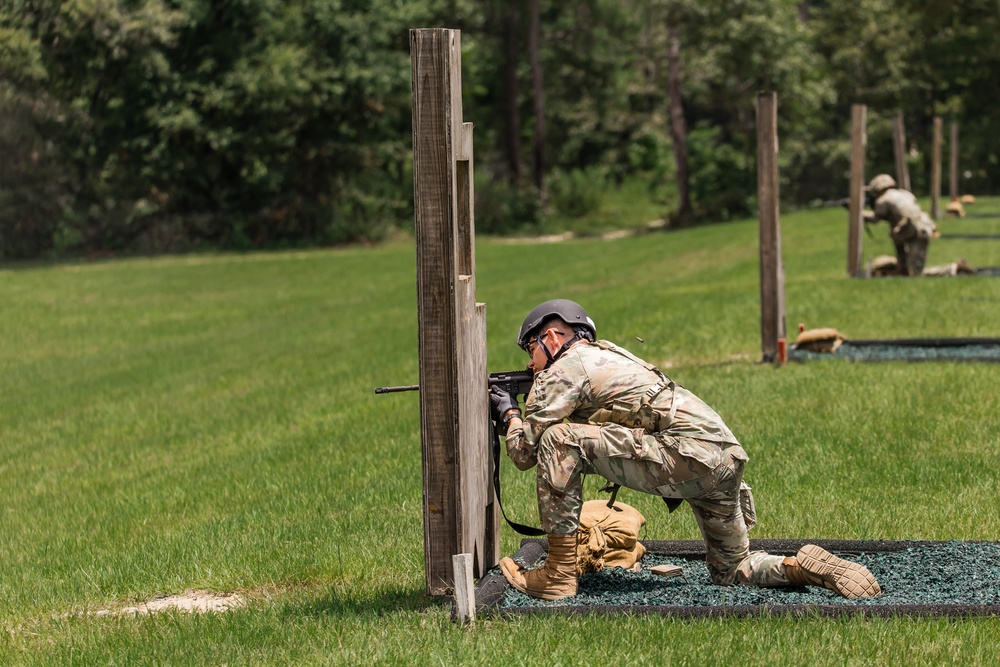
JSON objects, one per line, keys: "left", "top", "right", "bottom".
{"left": 949, "top": 121, "right": 959, "bottom": 200}
{"left": 892, "top": 113, "right": 911, "bottom": 192}
{"left": 931, "top": 116, "right": 942, "bottom": 219}
{"left": 756, "top": 92, "right": 785, "bottom": 363}
{"left": 847, "top": 104, "right": 867, "bottom": 277}
{"left": 410, "top": 28, "right": 500, "bottom": 597}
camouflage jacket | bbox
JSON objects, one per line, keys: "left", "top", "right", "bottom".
{"left": 867, "top": 188, "right": 938, "bottom": 240}
{"left": 504, "top": 340, "right": 740, "bottom": 471}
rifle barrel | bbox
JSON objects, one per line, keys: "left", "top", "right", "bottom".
{"left": 374, "top": 384, "right": 420, "bottom": 394}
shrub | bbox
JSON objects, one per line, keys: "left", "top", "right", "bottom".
{"left": 473, "top": 174, "right": 541, "bottom": 235}
{"left": 0, "top": 90, "right": 71, "bottom": 260}
{"left": 686, "top": 124, "right": 754, "bottom": 221}
{"left": 547, "top": 167, "right": 607, "bottom": 219}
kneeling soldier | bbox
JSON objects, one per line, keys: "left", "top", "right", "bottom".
{"left": 491, "top": 299, "right": 882, "bottom": 601}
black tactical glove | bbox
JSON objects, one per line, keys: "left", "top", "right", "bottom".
{"left": 489, "top": 386, "right": 520, "bottom": 434}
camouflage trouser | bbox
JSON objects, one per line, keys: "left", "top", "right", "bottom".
{"left": 535, "top": 422, "right": 788, "bottom": 586}
{"left": 892, "top": 223, "right": 930, "bottom": 275}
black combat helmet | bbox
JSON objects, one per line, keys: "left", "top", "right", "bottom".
{"left": 517, "top": 299, "right": 597, "bottom": 351}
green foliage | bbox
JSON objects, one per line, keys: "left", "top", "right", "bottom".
{"left": 0, "top": 0, "right": 446, "bottom": 256}
{"left": 547, "top": 167, "right": 608, "bottom": 219}
{"left": 627, "top": 128, "right": 675, "bottom": 178}
{"left": 2, "top": 0, "right": 1000, "bottom": 258}
{"left": 686, "top": 124, "right": 754, "bottom": 220}
{"left": 0, "top": 86, "right": 68, "bottom": 259}
{"left": 473, "top": 172, "right": 543, "bottom": 235}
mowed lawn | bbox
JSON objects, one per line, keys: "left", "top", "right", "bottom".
{"left": 2, "top": 200, "right": 1000, "bottom": 664}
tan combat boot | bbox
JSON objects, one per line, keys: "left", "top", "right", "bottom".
{"left": 783, "top": 544, "right": 882, "bottom": 599}
{"left": 956, "top": 258, "right": 976, "bottom": 275}
{"left": 499, "top": 534, "right": 578, "bottom": 601}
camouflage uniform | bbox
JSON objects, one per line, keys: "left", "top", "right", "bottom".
{"left": 504, "top": 340, "right": 788, "bottom": 586}
{"left": 865, "top": 188, "right": 938, "bottom": 275}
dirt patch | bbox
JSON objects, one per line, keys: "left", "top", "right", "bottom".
{"left": 497, "top": 220, "right": 668, "bottom": 245}
{"left": 497, "top": 231, "right": 575, "bottom": 245}
{"left": 94, "top": 590, "right": 245, "bottom": 616}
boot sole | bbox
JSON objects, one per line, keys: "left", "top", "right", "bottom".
{"left": 797, "top": 544, "right": 882, "bottom": 599}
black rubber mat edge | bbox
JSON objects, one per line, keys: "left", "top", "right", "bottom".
{"left": 845, "top": 337, "right": 1000, "bottom": 347}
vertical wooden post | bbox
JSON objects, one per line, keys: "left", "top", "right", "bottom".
{"left": 410, "top": 28, "right": 499, "bottom": 596}
{"left": 847, "top": 104, "right": 867, "bottom": 277}
{"left": 892, "top": 113, "right": 911, "bottom": 192}
{"left": 756, "top": 92, "right": 785, "bottom": 363}
{"left": 931, "top": 116, "right": 942, "bottom": 219}
{"left": 949, "top": 120, "right": 959, "bottom": 200}
{"left": 452, "top": 553, "right": 476, "bottom": 624}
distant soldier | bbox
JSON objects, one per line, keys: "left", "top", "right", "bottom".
{"left": 863, "top": 174, "right": 938, "bottom": 276}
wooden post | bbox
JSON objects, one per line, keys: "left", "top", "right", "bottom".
{"left": 452, "top": 553, "right": 476, "bottom": 624}
{"left": 756, "top": 92, "right": 785, "bottom": 363}
{"left": 847, "top": 104, "right": 867, "bottom": 277}
{"left": 892, "top": 113, "right": 911, "bottom": 192}
{"left": 949, "top": 120, "right": 959, "bottom": 200}
{"left": 931, "top": 116, "right": 942, "bottom": 219}
{"left": 410, "top": 28, "right": 499, "bottom": 596}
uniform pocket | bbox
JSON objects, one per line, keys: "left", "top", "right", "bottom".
{"left": 674, "top": 437, "right": 724, "bottom": 469}
{"left": 740, "top": 481, "right": 757, "bottom": 531}
{"left": 588, "top": 424, "right": 663, "bottom": 463}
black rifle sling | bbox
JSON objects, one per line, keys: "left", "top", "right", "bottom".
{"left": 491, "top": 421, "right": 545, "bottom": 537}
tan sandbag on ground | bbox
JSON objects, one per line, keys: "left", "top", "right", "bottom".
{"left": 576, "top": 500, "right": 646, "bottom": 575}
{"left": 946, "top": 199, "right": 966, "bottom": 218}
{"left": 793, "top": 325, "right": 845, "bottom": 353}
{"left": 869, "top": 254, "right": 899, "bottom": 277}
{"left": 922, "top": 258, "right": 977, "bottom": 277}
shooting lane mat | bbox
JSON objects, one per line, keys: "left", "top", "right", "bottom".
{"left": 471, "top": 539, "right": 1000, "bottom": 619}
{"left": 788, "top": 337, "right": 1000, "bottom": 363}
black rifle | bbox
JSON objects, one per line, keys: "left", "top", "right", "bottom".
{"left": 831, "top": 192, "right": 876, "bottom": 210}
{"left": 375, "top": 369, "right": 544, "bottom": 536}
{"left": 834, "top": 195, "right": 876, "bottom": 238}
{"left": 375, "top": 369, "right": 533, "bottom": 397}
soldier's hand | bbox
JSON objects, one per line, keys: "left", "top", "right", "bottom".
{"left": 489, "top": 386, "right": 520, "bottom": 432}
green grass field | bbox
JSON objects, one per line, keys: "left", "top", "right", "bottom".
{"left": 2, "top": 200, "right": 1000, "bottom": 665}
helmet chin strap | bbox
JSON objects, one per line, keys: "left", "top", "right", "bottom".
{"left": 536, "top": 332, "right": 584, "bottom": 371}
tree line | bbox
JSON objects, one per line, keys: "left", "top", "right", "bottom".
{"left": 1, "top": 0, "right": 998, "bottom": 260}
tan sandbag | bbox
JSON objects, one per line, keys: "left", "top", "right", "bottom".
{"left": 956, "top": 258, "right": 976, "bottom": 274}
{"left": 960, "top": 194, "right": 976, "bottom": 204}
{"left": 869, "top": 254, "right": 899, "bottom": 277}
{"left": 922, "top": 258, "right": 977, "bottom": 277}
{"left": 946, "top": 200, "right": 966, "bottom": 218}
{"left": 576, "top": 500, "right": 646, "bottom": 575}
{"left": 794, "top": 326, "right": 844, "bottom": 353}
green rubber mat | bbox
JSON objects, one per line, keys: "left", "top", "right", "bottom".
{"left": 789, "top": 338, "right": 1000, "bottom": 363}
{"left": 474, "top": 539, "right": 1000, "bottom": 618}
